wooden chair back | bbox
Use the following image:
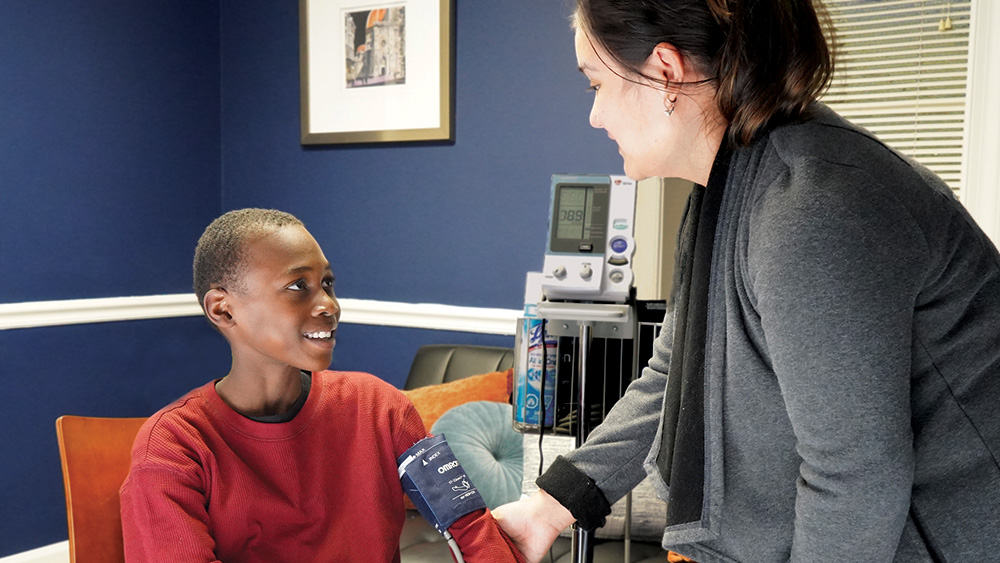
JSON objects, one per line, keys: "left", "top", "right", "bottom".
{"left": 55, "top": 415, "right": 147, "bottom": 563}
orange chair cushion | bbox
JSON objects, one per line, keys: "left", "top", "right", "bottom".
{"left": 400, "top": 369, "right": 512, "bottom": 432}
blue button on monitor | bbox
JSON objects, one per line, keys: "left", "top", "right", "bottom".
{"left": 610, "top": 238, "right": 628, "bottom": 253}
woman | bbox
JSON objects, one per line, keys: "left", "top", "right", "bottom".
{"left": 492, "top": 1, "right": 1000, "bottom": 562}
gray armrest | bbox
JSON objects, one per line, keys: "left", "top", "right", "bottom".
{"left": 404, "top": 344, "right": 514, "bottom": 390}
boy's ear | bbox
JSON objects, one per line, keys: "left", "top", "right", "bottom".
{"left": 203, "top": 288, "right": 235, "bottom": 329}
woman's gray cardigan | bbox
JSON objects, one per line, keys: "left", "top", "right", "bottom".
{"left": 545, "top": 105, "right": 1000, "bottom": 562}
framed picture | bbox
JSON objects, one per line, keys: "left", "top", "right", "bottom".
{"left": 299, "top": 0, "right": 454, "bottom": 145}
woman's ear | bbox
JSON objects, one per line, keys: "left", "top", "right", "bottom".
{"left": 203, "top": 288, "right": 235, "bottom": 329}
{"left": 647, "top": 42, "right": 687, "bottom": 82}
{"left": 646, "top": 42, "right": 685, "bottom": 109}
{"left": 648, "top": 42, "right": 686, "bottom": 85}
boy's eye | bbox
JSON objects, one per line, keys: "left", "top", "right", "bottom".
{"left": 288, "top": 280, "right": 306, "bottom": 291}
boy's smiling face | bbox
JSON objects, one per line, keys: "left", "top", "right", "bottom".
{"left": 222, "top": 224, "right": 340, "bottom": 374}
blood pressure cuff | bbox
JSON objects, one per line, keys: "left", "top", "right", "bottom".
{"left": 397, "top": 434, "right": 487, "bottom": 533}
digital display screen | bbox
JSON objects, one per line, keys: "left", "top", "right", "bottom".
{"left": 549, "top": 181, "right": 609, "bottom": 254}
{"left": 555, "top": 186, "right": 592, "bottom": 240}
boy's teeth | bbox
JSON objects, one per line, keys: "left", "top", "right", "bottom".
{"left": 305, "top": 331, "right": 331, "bottom": 339}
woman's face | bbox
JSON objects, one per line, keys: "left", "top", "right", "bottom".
{"left": 575, "top": 26, "right": 674, "bottom": 181}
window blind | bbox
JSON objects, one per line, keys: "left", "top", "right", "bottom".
{"left": 820, "top": 0, "right": 971, "bottom": 196}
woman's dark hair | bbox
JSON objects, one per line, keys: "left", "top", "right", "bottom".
{"left": 576, "top": 0, "right": 834, "bottom": 146}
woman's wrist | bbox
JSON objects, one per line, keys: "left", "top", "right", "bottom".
{"left": 531, "top": 489, "right": 576, "bottom": 532}
{"left": 535, "top": 456, "right": 612, "bottom": 530}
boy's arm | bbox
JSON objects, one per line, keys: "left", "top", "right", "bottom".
{"left": 448, "top": 509, "right": 527, "bottom": 563}
{"left": 120, "top": 465, "right": 221, "bottom": 563}
{"left": 395, "top": 399, "right": 525, "bottom": 562}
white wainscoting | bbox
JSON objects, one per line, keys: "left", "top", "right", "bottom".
{"left": 0, "top": 542, "right": 68, "bottom": 563}
{"left": 0, "top": 294, "right": 520, "bottom": 335}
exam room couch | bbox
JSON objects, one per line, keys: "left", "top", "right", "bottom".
{"left": 397, "top": 344, "right": 669, "bottom": 563}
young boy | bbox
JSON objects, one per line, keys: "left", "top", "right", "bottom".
{"left": 120, "top": 208, "right": 523, "bottom": 562}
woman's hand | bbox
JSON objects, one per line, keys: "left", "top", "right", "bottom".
{"left": 492, "top": 490, "right": 575, "bottom": 563}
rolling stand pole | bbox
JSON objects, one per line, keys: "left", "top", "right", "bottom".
{"left": 534, "top": 301, "right": 634, "bottom": 563}
{"left": 571, "top": 321, "right": 595, "bottom": 563}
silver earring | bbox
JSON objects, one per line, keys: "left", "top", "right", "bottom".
{"left": 664, "top": 79, "right": 676, "bottom": 116}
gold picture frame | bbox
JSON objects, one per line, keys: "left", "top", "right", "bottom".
{"left": 299, "top": 0, "right": 454, "bottom": 145}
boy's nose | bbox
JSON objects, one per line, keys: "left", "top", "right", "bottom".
{"left": 315, "top": 293, "right": 340, "bottom": 319}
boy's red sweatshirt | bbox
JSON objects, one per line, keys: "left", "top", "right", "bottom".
{"left": 120, "top": 371, "right": 524, "bottom": 562}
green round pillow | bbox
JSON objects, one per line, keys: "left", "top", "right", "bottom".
{"left": 430, "top": 401, "right": 524, "bottom": 510}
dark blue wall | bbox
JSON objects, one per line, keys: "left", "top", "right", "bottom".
{"left": 0, "top": 0, "right": 624, "bottom": 555}
{"left": 0, "top": 0, "right": 223, "bottom": 555}
{"left": 219, "top": 0, "right": 622, "bottom": 308}
{"left": 0, "top": 319, "right": 232, "bottom": 555}
{"left": 0, "top": 0, "right": 222, "bottom": 302}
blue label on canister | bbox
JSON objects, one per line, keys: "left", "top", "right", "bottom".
{"left": 520, "top": 319, "right": 556, "bottom": 427}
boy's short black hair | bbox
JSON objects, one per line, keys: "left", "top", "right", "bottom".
{"left": 193, "top": 208, "right": 304, "bottom": 309}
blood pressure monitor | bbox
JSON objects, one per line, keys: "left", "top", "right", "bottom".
{"left": 541, "top": 174, "right": 636, "bottom": 303}
{"left": 518, "top": 175, "right": 641, "bottom": 563}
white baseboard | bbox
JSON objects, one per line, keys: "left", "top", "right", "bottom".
{"left": 0, "top": 294, "right": 520, "bottom": 336}
{"left": 0, "top": 541, "right": 68, "bottom": 563}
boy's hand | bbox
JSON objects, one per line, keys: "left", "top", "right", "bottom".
{"left": 492, "top": 490, "right": 574, "bottom": 563}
